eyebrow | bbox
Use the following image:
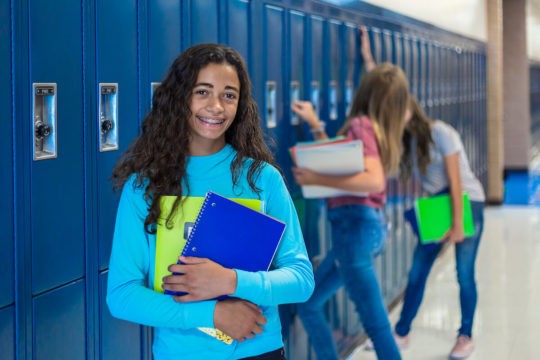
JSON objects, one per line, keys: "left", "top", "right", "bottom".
{"left": 194, "top": 82, "right": 240, "bottom": 93}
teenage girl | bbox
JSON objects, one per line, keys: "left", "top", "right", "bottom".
{"left": 290, "top": 62, "right": 410, "bottom": 360}
{"left": 392, "top": 97, "right": 485, "bottom": 359}
{"left": 106, "top": 43, "right": 314, "bottom": 360}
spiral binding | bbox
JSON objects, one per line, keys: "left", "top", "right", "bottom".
{"left": 181, "top": 191, "right": 214, "bottom": 256}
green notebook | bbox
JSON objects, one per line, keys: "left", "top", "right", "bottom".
{"left": 411, "top": 193, "right": 475, "bottom": 243}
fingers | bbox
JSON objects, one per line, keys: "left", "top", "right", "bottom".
{"left": 214, "top": 299, "right": 267, "bottom": 341}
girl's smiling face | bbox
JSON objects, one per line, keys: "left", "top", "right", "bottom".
{"left": 188, "top": 63, "right": 240, "bottom": 156}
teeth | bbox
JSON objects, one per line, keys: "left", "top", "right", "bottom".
{"left": 198, "top": 116, "right": 225, "bottom": 125}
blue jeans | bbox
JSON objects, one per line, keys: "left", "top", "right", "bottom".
{"left": 297, "top": 205, "right": 401, "bottom": 360}
{"left": 395, "top": 201, "right": 484, "bottom": 338}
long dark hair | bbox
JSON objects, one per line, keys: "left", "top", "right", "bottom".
{"left": 338, "top": 63, "right": 410, "bottom": 176}
{"left": 400, "top": 96, "right": 433, "bottom": 180}
{"left": 112, "top": 43, "right": 277, "bottom": 233}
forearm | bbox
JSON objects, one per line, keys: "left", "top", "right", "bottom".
{"left": 233, "top": 256, "right": 314, "bottom": 306}
{"left": 445, "top": 153, "right": 463, "bottom": 225}
{"left": 107, "top": 275, "right": 216, "bottom": 329}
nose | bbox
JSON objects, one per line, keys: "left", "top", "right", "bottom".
{"left": 207, "top": 95, "right": 224, "bottom": 113}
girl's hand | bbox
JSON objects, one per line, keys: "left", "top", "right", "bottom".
{"left": 163, "top": 256, "right": 237, "bottom": 302}
{"left": 442, "top": 224, "right": 465, "bottom": 243}
{"left": 292, "top": 167, "right": 320, "bottom": 186}
{"left": 214, "top": 299, "right": 267, "bottom": 341}
{"left": 291, "top": 101, "right": 321, "bottom": 128}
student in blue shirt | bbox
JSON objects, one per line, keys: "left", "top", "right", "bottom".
{"left": 106, "top": 43, "right": 314, "bottom": 360}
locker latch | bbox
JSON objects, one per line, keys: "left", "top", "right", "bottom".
{"left": 33, "top": 83, "right": 57, "bottom": 161}
{"left": 99, "top": 83, "right": 119, "bottom": 152}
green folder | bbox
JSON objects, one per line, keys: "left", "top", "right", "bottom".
{"left": 412, "top": 193, "right": 475, "bottom": 243}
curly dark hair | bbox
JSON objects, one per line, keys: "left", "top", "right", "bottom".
{"left": 400, "top": 96, "right": 433, "bottom": 181}
{"left": 112, "top": 43, "right": 278, "bottom": 233}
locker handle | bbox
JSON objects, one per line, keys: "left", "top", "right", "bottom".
{"left": 329, "top": 81, "right": 338, "bottom": 120}
{"left": 290, "top": 81, "right": 300, "bottom": 126}
{"left": 35, "top": 121, "right": 51, "bottom": 139}
{"left": 98, "top": 83, "right": 119, "bottom": 152}
{"left": 266, "top": 81, "right": 277, "bottom": 128}
{"left": 32, "top": 83, "right": 57, "bottom": 160}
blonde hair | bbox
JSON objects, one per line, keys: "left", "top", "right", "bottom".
{"left": 338, "top": 63, "right": 410, "bottom": 175}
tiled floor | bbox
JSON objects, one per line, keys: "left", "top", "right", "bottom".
{"left": 346, "top": 206, "right": 540, "bottom": 360}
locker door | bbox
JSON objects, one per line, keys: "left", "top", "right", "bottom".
{"left": 226, "top": 0, "right": 250, "bottom": 63}
{"left": 401, "top": 33, "right": 412, "bottom": 80}
{"left": 187, "top": 0, "right": 219, "bottom": 45}
{"left": 0, "top": 306, "right": 15, "bottom": 359}
{"left": 0, "top": 0, "right": 14, "bottom": 310}
{"left": 310, "top": 15, "right": 324, "bottom": 140}
{"left": 27, "top": 2, "right": 87, "bottom": 358}
{"left": 95, "top": 2, "right": 143, "bottom": 359}
{"left": 431, "top": 42, "right": 442, "bottom": 119}
{"left": 418, "top": 38, "right": 427, "bottom": 106}
{"left": 284, "top": 11, "right": 307, "bottom": 347}
{"left": 29, "top": 0, "right": 85, "bottom": 295}
{"left": 148, "top": 1, "right": 182, "bottom": 93}
{"left": 262, "top": 5, "right": 285, "bottom": 154}
{"left": 343, "top": 23, "right": 358, "bottom": 116}
{"left": 382, "top": 29, "right": 393, "bottom": 63}
{"left": 393, "top": 31, "right": 403, "bottom": 68}
{"left": 96, "top": 0, "right": 139, "bottom": 270}
{"left": 34, "top": 281, "right": 85, "bottom": 360}
{"left": 410, "top": 36, "right": 420, "bottom": 99}
{"left": 288, "top": 9, "right": 306, "bottom": 197}
{"left": 326, "top": 19, "right": 341, "bottom": 136}
{"left": 440, "top": 45, "right": 450, "bottom": 121}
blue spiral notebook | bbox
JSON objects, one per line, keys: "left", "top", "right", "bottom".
{"left": 181, "top": 191, "right": 286, "bottom": 272}
{"left": 172, "top": 191, "right": 286, "bottom": 344}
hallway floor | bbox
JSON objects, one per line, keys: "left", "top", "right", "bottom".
{"left": 346, "top": 206, "right": 540, "bottom": 360}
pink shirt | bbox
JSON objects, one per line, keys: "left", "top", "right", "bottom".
{"left": 327, "top": 116, "right": 386, "bottom": 210}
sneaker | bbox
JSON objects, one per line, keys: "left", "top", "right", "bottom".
{"left": 449, "top": 335, "right": 474, "bottom": 359}
{"left": 363, "top": 332, "right": 410, "bottom": 351}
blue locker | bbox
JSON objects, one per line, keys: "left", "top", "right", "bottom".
{"left": 343, "top": 23, "right": 358, "bottom": 116}
{"left": 0, "top": 306, "right": 15, "bottom": 359}
{"left": 382, "top": 29, "right": 393, "bottom": 62}
{"left": 148, "top": 1, "right": 182, "bottom": 94}
{"left": 431, "top": 42, "right": 442, "bottom": 119}
{"left": 410, "top": 36, "right": 420, "bottom": 98}
{"left": 368, "top": 27, "right": 382, "bottom": 64}
{"left": 34, "top": 281, "right": 85, "bottom": 359}
{"left": 439, "top": 45, "right": 449, "bottom": 121}
{"left": 96, "top": 0, "right": 139, "bottom": 271}
{"left": 262, "top": 5, "right": 285, "bottom": 148}
{"left": 310, "top": 15, "right": 324, "bottom": 127}
{"left": 226, "top": 0, "right": 250, "bottom": 64}
{"left": 401, "top": 33, "right": 412, "bottom": 78}
{"left": 0, "top": 0, "right": 14, "bottom": 309}
{"left": 99, "top": 272, "right": 142, "bottom": 359}
{"left": 393, "top": 31, "right": 403, "bottom": 68}
{"left": 326, "top": 19, "right": 341, "bottom": 135}
{"left": 418, "top": 38, "right": 427, "bottom": 105}
{"left": 95, "top": 2, "right": 143, "bottom": 359}
{"left": 186, "top": 0, "right": 219, "bottom": 45}
{"left": 288, "top": 9, "right": 306, "bottom": 194}
{"left": 29, "top": 0, "right": 85, "bottom": 294}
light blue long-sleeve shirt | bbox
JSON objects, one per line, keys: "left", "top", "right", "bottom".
{"left": 106, "top": 144, "right": 314, "bottom": 359}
